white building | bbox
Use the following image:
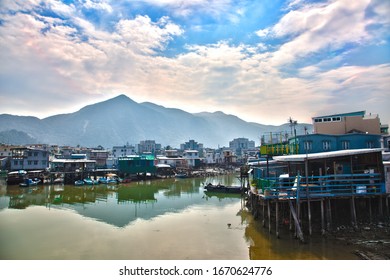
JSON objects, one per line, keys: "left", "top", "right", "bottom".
{"left": 182, "top": 150, "right": 200, "bottom": 168}
{"left": 156, "top": 156, "right": 186, "bottom": 168}
{"left": 204, "top": 150, "right": 216, "bottom": 164}
{"left": 229, "top": 137, "right": 255, "bottom": 157}
{"left": 112, "top": 145, "right": 136, "bottom": 158}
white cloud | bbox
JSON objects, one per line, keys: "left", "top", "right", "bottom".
{"left": 258, "top": 0, "right": 375, "bottom": 66}
{"left": 115, "top": 15, "right": 183, "bottom": 54}
{"left": 83, "top": 0, "right": 113, "bottom": 13}
{"left": 135, "top": 0, "right": 241, "bottom": 22}
{"left": 0, "top": 0, "right": 389, "bottom": 127}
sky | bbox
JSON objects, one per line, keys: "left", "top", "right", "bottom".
{"left": 0, "top": 0, "right": 389, "bottom": 126}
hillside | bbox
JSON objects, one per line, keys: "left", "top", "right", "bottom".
{"left": 0, "top": 95, "right": 311, "bottom": 148}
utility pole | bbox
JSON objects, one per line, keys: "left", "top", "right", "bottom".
{"left": 289, "top": 117, "right": 298, "bottom": 154}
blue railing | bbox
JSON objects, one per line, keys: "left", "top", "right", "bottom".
{"left": 256, "top": 173, "right": 385, "bottom": 199}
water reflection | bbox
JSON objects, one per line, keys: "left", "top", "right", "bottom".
{"left": 0, "top": 175, "right": 359, "bottom": 260}
{"left": 1, "top": 175, "right": 238, "bottom": 228}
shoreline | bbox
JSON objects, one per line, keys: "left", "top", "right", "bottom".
{"left": 326, "top": 220, "right": 390, "bottom": 260}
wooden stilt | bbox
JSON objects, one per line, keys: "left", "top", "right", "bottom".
{"left": 378, "top": 196, "right": 383, "bottom": 219}
{"left": 276, "top": 200, "right": 279, "bottom": 238}
{"left": 262, "top": 199, "right": 265, "bottom": 227}
{"left": 368, "top": 197, "right": 372, "bottom": 223}
{"left": 321, "top": 199, "right": 325, "bottom": 235}
{"left": 267, "top": 200, "right": 271, "bottom": 233}
{"left": 307, "top": 200, "right": 312, "bottom": 235}
{"left": 326, "top": 199, "right": 332, "bottom": 231}
{"left": 351, "top": 196, "right": 357, "bottom": 229}
{"left": 288, "top": 200, "right": 304, "bottom": 242}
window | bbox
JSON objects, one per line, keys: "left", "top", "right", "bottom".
{"left": 303, "top": 141, "right": 312, "bottom": 151}
{"left": 341, "top": 141, "right": 350, "bottom": 149}
{"left": 28, "top": 160, "right": 32, "bottom": 165}
{"left": 323, "top": 141, "right": 331, "bottom": 151}
{"left": 14, "top": 160, "right": 18, "bottom": 165}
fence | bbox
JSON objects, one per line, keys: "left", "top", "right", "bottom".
{"left": 255, "top": 173, "right": 385, "bottom": 200}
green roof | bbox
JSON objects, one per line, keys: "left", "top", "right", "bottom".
{"left": 118, "top": 155, "right": 155, "bottom": 161}
{"left": 312, "top": 111, "right": 365, "bottom": 119}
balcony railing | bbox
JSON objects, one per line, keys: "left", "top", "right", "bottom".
{"left": 255, "top": 173, "right": 385, "bottom": 200}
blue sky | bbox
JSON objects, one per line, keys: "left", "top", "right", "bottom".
{"left": 0, "top": 0, "right": 389, "bottom": 126}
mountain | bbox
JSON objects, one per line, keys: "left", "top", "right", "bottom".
{"left": 0, "top": 129, "right": 38, "bottom": 145}
{"left": 0, "top": 94, "right": 311, "bottom": 148}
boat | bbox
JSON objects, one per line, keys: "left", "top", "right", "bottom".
{"left": 74, "top": 180, "right": 85, "bottom": 186}
{"left": 83, "top": 178, "right": 98, "bottom": 185}
{"left": 121, "top": 177, "right": 132, "bottom": 183}
{"left": 203, "top": 183, "right": 245, "bottom": 194}
{"left": 98, "top": 174, "right": 121, "bottom": 184}
{"left": 175, "top": 173, "right": 188, "bottom": 178}
{"left": 7, "top": 170, "right": 28, "bottom": 185}
{"left": 19, "top": 178, "right": 41, "bottom": 187}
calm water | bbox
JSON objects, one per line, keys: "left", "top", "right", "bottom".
{"left": 0, "top": 175, "right": 359, "bottom": 260}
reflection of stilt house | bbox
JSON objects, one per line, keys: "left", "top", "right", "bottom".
{"left": 248, "top": 148, "right": 388, "bottom": 241}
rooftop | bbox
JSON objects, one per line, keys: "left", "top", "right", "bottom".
{"left": 273, "top": 148, "right": 383, "bottom": 162}
{"left": 312, "top": 111, "right": 366, "bottom": 120}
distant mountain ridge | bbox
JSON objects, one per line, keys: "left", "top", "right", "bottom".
{"left": 0, "top": 94, "right": 311, "bottom": 148}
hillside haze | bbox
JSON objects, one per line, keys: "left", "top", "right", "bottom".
{"left": 0, "top": 94, "right": 311, "bottom": 148}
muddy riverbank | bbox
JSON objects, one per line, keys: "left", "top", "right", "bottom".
{"left": 326, "top": 221, "right": 390, "bottom": 260}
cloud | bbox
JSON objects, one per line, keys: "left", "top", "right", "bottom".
{"left": 116, "top": 15, "right": 183, "bottom": 54}
{"left": 83, "top": 0, "right": 113, "bottom": 13}
{"left": 138, "top": 0, "right": 233, "bottom": 17}
{"left": 0, "top": 0, "right": 389, "bottom": 127}
{"left": 264, "top": 0, "right": 377, "bottom": 67}
{"left": 0, "top": 1, "right": 184, "bottom": 116}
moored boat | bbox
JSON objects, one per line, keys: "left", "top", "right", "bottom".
{"left": 98, "top": 173, "right": 122, "bottom": 184}
{"left": 74, "top": 180, "right": 85, "bottom": 186}
{"left": 203, "top": 183, "right": 245, "bottom": 194}
{"left": 83, "top": 177, "right": 98, "bottom": 185}
{"left": 175, "top": 173, "right": 188, "bottom": 178}
{"left": 19, "top": 178, "right": 41, "bottom": 187}
{"left": 7, "top": 170, "right": 28, "bottom": 185}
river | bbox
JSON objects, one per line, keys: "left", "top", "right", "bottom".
{"left": 0, "top": 174, "right": 360, "bottom": 260}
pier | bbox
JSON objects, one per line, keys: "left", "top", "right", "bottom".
{"left": 247, "top": 148, "right": 390, "bottom": 241}
{"left": 246, "top": 174, "right": 389, "bottom": 242}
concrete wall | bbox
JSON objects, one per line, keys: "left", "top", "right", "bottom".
{"left": 314, "top": 115, "right": 381, "bottom": 135}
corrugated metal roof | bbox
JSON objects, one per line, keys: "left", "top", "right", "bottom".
{"left": 273, "top": 148, "right": 383, "bottom": 162}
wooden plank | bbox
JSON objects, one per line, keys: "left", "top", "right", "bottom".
{"left": 288, "top": 200, "right": 305, "bottom": 242}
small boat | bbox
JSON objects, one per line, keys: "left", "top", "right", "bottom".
{"left": 19, "top": 178, "right": 40, "bottom": 187}
{"left": 7, "top": 170, "right": 28, "bottom": 185}
{"left": 203, "top": 183, "right": 245, "bottom": 194}
{"left": 175, "top": 173, "right": 188, "bottom": 178}
{"left": 83, "top": 178, "right": 98, "bottom": 185}
{"left": 121, "top": 178, "right": 132, "bottom": 183}
{"left": 74, "top": 180, "right": 85, "bottom": 186}
{"left": 98, "top": 174, "right": 120, "bottom": 184}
